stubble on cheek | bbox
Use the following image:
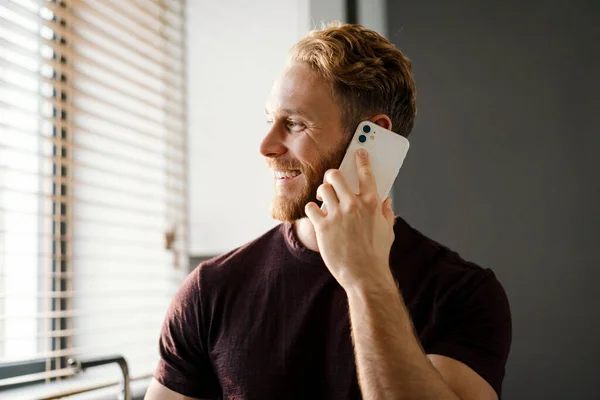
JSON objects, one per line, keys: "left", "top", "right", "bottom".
{"left": 269, "top": 143, "right": 347, "bottom": 222}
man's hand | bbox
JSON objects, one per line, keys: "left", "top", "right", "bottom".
{"left": 305, "top": 148, "right": 396, "bottom": 291}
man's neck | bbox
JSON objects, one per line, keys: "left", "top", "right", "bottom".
{"left": 293, "top": 218, "right": 320, "bottom": 252}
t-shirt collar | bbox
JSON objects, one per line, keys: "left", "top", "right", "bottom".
{"left": 281, "top": 220, "right": 324, "bottom": 265}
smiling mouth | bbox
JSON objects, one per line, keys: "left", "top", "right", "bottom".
{"left": 273, "top": 169, "right": 301, "bottom": 181}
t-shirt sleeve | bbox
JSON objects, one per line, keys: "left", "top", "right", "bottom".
{"left": 154, "top": 266, "right": 220, "bottom": 399}
{"left": 424, "top": 269, "right": 512, "bottom": 398}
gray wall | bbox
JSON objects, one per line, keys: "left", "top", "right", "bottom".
{"left": 388, "top": 0, "right": 600, "bottom": 399}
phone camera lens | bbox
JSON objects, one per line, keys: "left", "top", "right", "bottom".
{"left": 358, "top": 134, "right": 367, "bottom": 143}
{"left": 362, "top": 125, "right": 371, "bottom": 133}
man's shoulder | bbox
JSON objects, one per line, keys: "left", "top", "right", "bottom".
{"left": 393, "top": 216, "right": 502, "bottom": 294}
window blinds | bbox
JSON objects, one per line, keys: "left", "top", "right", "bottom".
{"left": 0, "top": 0, "right": 187, "bottom": 388}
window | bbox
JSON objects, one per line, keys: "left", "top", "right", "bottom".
{"left": 0, "top": 0, "right": 187, "bottom": 393}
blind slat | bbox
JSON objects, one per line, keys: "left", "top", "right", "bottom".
{"left": 0, "top": 36, "right": 43, "bottom": 63}
{"left": 70, "top": 32, "right": 183, "bottom": 93}
{"left": 71, "top": 67, "right": 185, "bottom": 120}
{"left": 6, "top": 8, "right": 184, "bottom": 100}
{"left": 128, "top": 0, "right": 184, "bottom": 38}
{"left": 0, "top": 186, "right": 174, "bottom": 217}
{"left": 78, "top": 0, "right": 183, "bottom": 58}
{"left": 0, "top": 12, "right": 45, "bottom": 44}
{"left": 0, "top": 116, "right": 184, "bottom": 160}
{"left": 1, "top": 143, "right": 187, "bottom": 187}
{"left": 0, "top": 0, "right": 42, "bottom": 23}
{"left": 0, "top": 207, "right": 165, "bottom": 231}
{"left": 0, "top": 231, "right": 170, "bottom": 248}
{"left": 0, "top": 323, "right": 167, "bottom": 343}
{"left": 1, "top": 127, "right": 184, "bottom": 174}
{"left": 46, "top": 2, "right": 184, "bottom": 78}
{"left": 103, "top": 0, "right": 184, "bottom": 48}
{"left": 0, "top": 304, "right": 170, "bottom": 321}
{"left": 0, "top": 272, "right": 182, "bottom": 280}
{"left": 0, "top": 96, "right": 185, "bottom": 146}
{"left": 0, "top": 289, "right": 174, "bottom": 299}
{"left": 71, "top": 56, "right": 184, "bottom": 116}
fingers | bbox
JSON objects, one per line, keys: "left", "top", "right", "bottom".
{"left": 305, "top": 201, "right": 325, "bottom": 225}
{"left": 323, "top": 169, "right": 354, "bottom": 204}
{"left": 317, "top": 182, "right": 339, "bottom": 207}
{"left": 382, "top": 197, "right": 395, "bottom": 226}
{"left": 355, "top": 149, "right": 378, "bottom": 198}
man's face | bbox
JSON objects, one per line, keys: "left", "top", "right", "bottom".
{"left": 261, "top": 61, "right": 349, "bottom": 222}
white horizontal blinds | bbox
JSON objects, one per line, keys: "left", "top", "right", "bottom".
{"left": 0, "top": 0, "right": 65, "bottom": 378}
{"left": 69, "top": 0, "right": 187, "bottom": 382}
{"left": 0, "top": 0, "right": 188, "bottom": 388}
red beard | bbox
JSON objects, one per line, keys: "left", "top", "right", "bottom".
{"left": 268, "top": 142, "right": 347, "bottom": 222}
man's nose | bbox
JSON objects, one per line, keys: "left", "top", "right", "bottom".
{"left": 259, "top": 122, "right": 287, "bottom": 158}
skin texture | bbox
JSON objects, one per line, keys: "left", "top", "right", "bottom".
{"left": 146, "top": 61, "right": 498, "bottom": 400}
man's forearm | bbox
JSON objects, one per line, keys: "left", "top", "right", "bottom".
{"left": 346, "top": 277, "right": 460, "bottom": 400}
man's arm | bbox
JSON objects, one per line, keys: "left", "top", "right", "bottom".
{"left": 305, "top": 148, "right": 503, "bottom": 400}
{"left": 346, "top": 280, "right": 497, "bottom": 400}
{"left": 145, "top": 378, "right": 208, "bottom": 400}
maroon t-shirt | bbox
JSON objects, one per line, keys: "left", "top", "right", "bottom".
{"left": 155, "top": 216, "right": 511, "bottom": 399}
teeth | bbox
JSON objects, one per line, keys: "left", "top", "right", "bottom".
{"left": 274, "top": 170, "right": 300, "bottom": 179}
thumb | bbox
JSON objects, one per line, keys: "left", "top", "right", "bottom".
{"left": 382, "top": 197, "right": 395, "bottom": 225}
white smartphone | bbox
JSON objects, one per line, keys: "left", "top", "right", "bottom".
{"left": 337, "top": 121, "right": 410, "bottom": 201}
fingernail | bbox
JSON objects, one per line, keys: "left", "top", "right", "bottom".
{"left": 358, "top": 149, "right": 367, "bottom": 158}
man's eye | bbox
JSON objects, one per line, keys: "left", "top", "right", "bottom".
{"left": 286, "top": 120, "right": 305, "bottom": 130}
{"left": 265, "top": 119, "right": 274, "bottom": 125}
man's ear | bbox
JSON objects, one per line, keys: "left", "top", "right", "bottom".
{"left": 368, "top": 114, "right": 393, "bottom": 131}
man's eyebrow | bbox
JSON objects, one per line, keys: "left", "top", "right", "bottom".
{"left": 265, "top": 107, "right": 312, "bottom": 119}
{"left": 284, "top": 108, "right": 312, "bottom": 118}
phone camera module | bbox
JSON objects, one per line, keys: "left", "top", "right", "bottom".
{"left": 362, "top": 125, "right": 371, "bottom": 133}
{"left": 358, "top": 134, "right": 367, "bottom": 143}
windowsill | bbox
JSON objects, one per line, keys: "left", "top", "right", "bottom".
{"left": 3, "top": 375, "right": 152, "bottom": 400}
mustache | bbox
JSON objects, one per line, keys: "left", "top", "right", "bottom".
{"left": 266, "top": 160, "right": 304, "bottom": 171}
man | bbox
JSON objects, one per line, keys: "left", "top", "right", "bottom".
{"left": 146, "top": 23, "right": 511, "bottom": 400}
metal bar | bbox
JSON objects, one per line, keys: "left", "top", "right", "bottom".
{"left": 0, "top": 368, "right": 74, "bottom": 388}
{"left": 39, "top": 373, "right": 153, "bottom": 400}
